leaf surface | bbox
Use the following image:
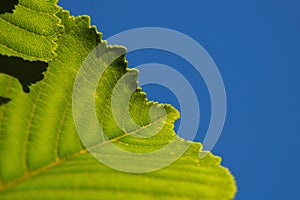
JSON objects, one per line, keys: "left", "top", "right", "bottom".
{"left": 0, "top": 0, "right": 63, "bottom": 62}
{"left": 0, "top": 6, "right": 236, "bottom": 200}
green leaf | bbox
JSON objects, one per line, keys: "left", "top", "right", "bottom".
{"left": 0, "top": 6, "right": 237, "bottom": 200}
{"left": 0, "top": 0, "right": 63, "bottom": 62}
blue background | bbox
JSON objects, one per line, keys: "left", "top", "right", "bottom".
{"left": 59, "top": 1, "right": 300, "bottom": 199}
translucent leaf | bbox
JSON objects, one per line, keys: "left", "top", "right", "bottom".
{"left": 0, "top": 0, "right": 63, "bottom": 62}
{"left": 0, "top": 5, "right": 236, "bottom": 200}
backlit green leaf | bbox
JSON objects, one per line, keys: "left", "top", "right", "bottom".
{"left": 0, "top": 3, "right": 236, "bottom": 199}
{"left": 0, "top": 0, "right": 63, "bottom": 62}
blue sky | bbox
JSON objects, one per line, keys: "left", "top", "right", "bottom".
{"left": 59, "top": 1, "right": 300, "bottom": 199}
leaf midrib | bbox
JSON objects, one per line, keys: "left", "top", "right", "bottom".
{"left": 0, "top": 114, "right": 167, "bottom": 192}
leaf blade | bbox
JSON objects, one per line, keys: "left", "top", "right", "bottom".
{"left": 0, "top": 0, "right": 63, "bottom": 62}
{"left": 0, "top": 7, "right": 236, "bottom": 200}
